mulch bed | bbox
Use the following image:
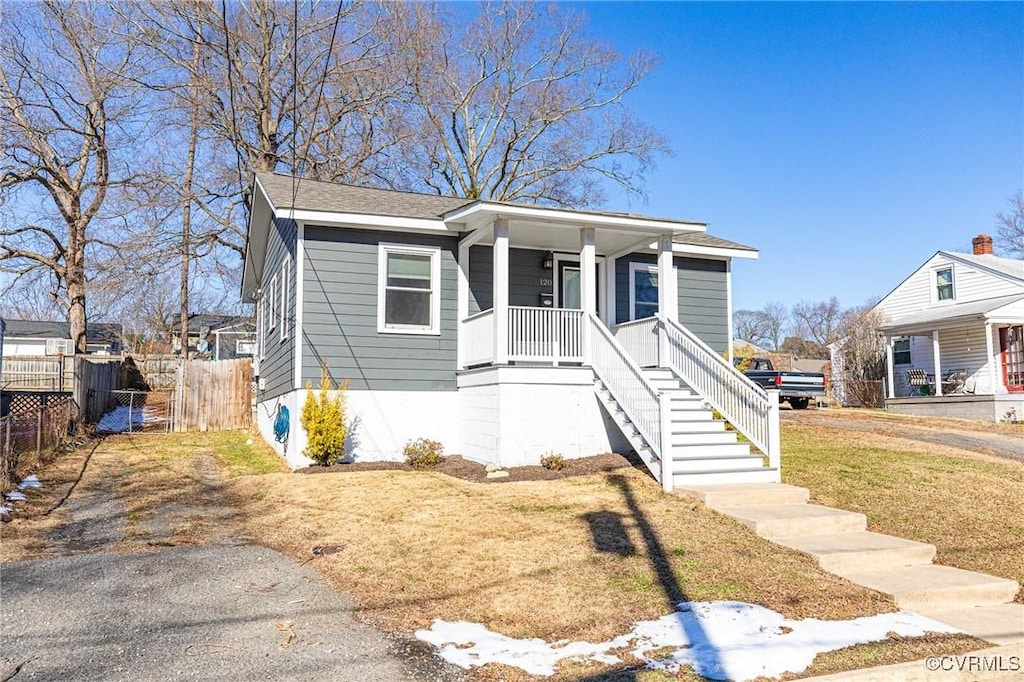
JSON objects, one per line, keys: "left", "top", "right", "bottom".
{"left": 296, "top": 453, "right": 640, "bottom": 483}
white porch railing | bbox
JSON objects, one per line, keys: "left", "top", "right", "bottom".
{"left": 585, "top": 313, "right": 664, "bottom": 468}
{"left": 461, "top": 309, "right": 495, "bottom": 367}
{"left": 508, "top": 306, "right": 584, "bottom": 363}
{"left": 659, "top": 316, "right": 780, "bottom": 469}
{"left": 612, "top": 317, "right": 659, "bottom": 368}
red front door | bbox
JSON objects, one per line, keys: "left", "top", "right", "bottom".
{"left": 1000, "top": 325, "right": 1024, "bottom": 392}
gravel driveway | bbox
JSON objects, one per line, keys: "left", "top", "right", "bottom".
{"left": 781, "top": 409, "right": 1024, "bottom": 464}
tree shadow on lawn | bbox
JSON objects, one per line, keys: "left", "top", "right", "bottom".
{"left": 577, "top": 473, "right": 724, "bottom": 681}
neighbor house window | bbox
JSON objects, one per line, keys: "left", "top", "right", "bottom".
{"left": 893, "top": 338, "right": 911, "bottom": 365}
{"left": 377, "top": 243, "right": 441, "bottom": 334}
{"left": 935, "top": 267, "right": 954, "bottom": 301}
{"left": 629, "top": 262, "right": 659, "bottom": 320}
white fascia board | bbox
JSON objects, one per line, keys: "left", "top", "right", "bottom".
{"left": 672, "top": 244, "right": 759, "bottom": 260}
{"left": 242, "top": 176, "right": 277, "bottom": 300}
{"left": 941, "top": 251, "right": 1024, "bottom": 285}
{"left": 443, "top": 202, "right": 707, "bottom": 234}
{"left": 284, "top": 209, "right": 451, "bottom": 234}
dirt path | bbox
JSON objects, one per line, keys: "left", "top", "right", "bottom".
{"left": 0, "top": 436, "right": 465, "bottom": 682}
{"left": 782, "top": 409, "right": 1024, "bottom": 464}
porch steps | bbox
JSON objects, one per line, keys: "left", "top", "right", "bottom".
{"left": 678, "top": 482, "right": 1024, "bottom": 646}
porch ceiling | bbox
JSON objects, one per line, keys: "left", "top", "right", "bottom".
{"left": 465, "top": 221, "right": 667, "bottom": 254}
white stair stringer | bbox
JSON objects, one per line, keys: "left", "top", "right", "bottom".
{"left": 594, "top": 366, "right": 779, "bottom": 489}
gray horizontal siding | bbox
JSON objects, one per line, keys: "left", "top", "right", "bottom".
{"left": 468, "top": 246, "right": 551, "bottom": 313}
{"left": 302, "top": 226, "right": 458, "bottom": 391}
{"left": 615, "top": 254, "right": 729, "bottom": 354}
{"left": 257, "top": 217, "right": 297, "bottom": 401}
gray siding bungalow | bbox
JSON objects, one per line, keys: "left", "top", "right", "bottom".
{"left": 245, "top": 172, "right": 781, "bottom": 491}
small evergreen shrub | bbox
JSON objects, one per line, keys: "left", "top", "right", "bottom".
{"left": 300, "top": 366, "right": 348, "bottom": 466}
{"left": 540, "top": 452, "right": 566, "bottom": 471}
{"left": 404, "top": 438, "right": 444, "bottom": 468}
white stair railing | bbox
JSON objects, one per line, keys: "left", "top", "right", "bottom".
{"left": 659, "top": 315, "right": 780, "bottom": 469}
{"left": 585, "top": 312, "right": 667, "bottom": 484}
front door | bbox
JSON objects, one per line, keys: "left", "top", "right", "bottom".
{"left": 557, "top": 261, "right": 599, "bottom": 313}
{"left": 1000, "top": 325, "right": 1024, "bottom": 392}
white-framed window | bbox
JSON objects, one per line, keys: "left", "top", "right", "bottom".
{"left": 377, "top": 243, "right": 441, "bottom": 335}
{"left": 280, "top": 256, "right": 290, "bottom": 341}
{"left": 935, "top": 266, "right": 955, "bottom": 302}
{"left": 893, "top": 337, "right": 911, "bottom": 365}
{"left": 268, "top": 274, "right": 278, "bottom": 330}
{"left": 257, "top": 296, "right": 266, "bottom": 361}
{"left": 628, "top": 262, "right": 659, "bottom": 320}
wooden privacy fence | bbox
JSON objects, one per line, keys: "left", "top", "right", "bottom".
{"left": 1, "top": 356, "right": 75, "bottom": 391}
{"left": 73, "top": 357, "right": 121, "bottom": 423}
{"left": 0, "top": 396, "right": 78, "bottom": 492}
{"left": 173, "top": 359, "right": 252, "bottom": 432}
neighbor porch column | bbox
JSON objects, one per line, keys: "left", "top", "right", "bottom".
{"left": 985, "top": 322, "right": 998, "bottom": 393}
{"left": 457, "top": 239, "right": 471, "bottom": 369}
{"left": 580, "top": 227, "right": 596, "bottom": 315}
{"left": 885, "top": 336, "right": 895, "bottom": 399}
{"left": 932, "top": 330, "right": 943, "bottom": 396}
{"left": 493, "top": 219, "right": 509, "bottom": 364}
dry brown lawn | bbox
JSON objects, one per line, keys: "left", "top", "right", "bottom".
{"left": 781, "top": 419, "right": 1024, "bottom": 603}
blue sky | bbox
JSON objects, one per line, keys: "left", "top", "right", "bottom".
{"left": 579, "top": 1, "right": 1023, "bottom": 313}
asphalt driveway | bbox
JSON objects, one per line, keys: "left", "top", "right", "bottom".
{"left": 1, "top": 544, "right": 461, "bottom": 682}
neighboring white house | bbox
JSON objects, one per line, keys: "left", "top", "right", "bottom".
{"left": 1, "top": 320, "right": 123, "bottom": 356}
{"left": 243, "top": 172, "right": 782, "bottom": 491}
{"left": 872, "top": 234, "right": 1024, "bottom": 421}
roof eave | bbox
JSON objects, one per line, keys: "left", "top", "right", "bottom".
{"left": 442, "top": 201, "right": 708, "bottom": 234}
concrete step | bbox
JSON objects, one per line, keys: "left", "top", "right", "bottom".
{"left": 773, "top": 531, "right": 936, "bottom": 573}
{"left": 672, "top": 455, "right": 767, "bottom": 473}
{"left": 677, "top": 483, "right": 810, "bottom": 507}
{"left": 672, "top": 467, "right": 780, "bottom": 486}
{"left": 915, "top": 603, "right": 1024, "bottom": 647}
{"left": 842, "top": 565, "right": 1020, "bottom": 611}
{"left": 715, "top": 503, "right": 867, "bottom": 538}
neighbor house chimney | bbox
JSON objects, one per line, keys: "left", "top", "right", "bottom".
{"left": 972, "top": 234, "right": 993, "bottom": 256}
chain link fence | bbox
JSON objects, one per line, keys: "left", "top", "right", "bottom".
{"left": 1, "top": 396, "right": 79, "bottom": 492}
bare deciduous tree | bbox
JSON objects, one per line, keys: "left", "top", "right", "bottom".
{"left": 833, "top": 305, "right": 888, "bottom": 407}
{"left": 392, "top": 1, "right": 669, "bottom": 206}
{"left": 996, "top": 190, "right": 1024, "bottom": 259}
{"left": 0, "top": 2, "right": 153, "bottom": 352}
{"left": 792, "top": 297, "right": 843, "bottom": 348}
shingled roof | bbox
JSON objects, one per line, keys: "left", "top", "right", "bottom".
{"left": 255, "top": 172, "right": 472, "bottom": 221}
{"left": 674, "top": 232, "right": 757, "bottom": 253}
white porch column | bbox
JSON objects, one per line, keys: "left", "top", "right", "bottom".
{"left": 457, "top": 240, "right": 471, "bottom": 369}
{"left": 605, "top": 257, "right": 617, "bottom": 326}
{"left": 985, "top": 322, "right": 997, "bottom": 393}
{"left": 932, "top": 330, "right": 943, "bottom": 396}
{"left": 493, "top": 219, "right": 509, "bottom": 364}
{"left": 657, "top": 234, "right": 678, "bottom": 322}
{"left": 580, "top": 227, "right": 596, "bottom": 315}
{"left": 885, "top": 336, "right": 895, "bottom": 399}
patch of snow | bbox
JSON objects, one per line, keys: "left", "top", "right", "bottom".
{"left": 5, "top": 490, "right": 27, "bottom": 502}
{"left": 96, "top": 405, "right": 147, "bottom": 433}
{"left": 18, "top": 474, "right": 42, "bottom": 489}
{"left": 416, "top": 601, "right": 960, "bottom": 681}
{"left": 0, "top": 504, "right": 10, "bottom": 515}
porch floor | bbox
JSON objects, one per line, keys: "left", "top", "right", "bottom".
{"left": 884, "top": 394, "right": 1023, "bottom": 422}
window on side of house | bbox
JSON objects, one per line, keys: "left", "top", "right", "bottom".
{"left": 280, "top": 256, "right": 290, "bottom": 341}
{"left": 378, "top": 243, "right": 441, "bottom": 335}
{"left": 258, "top": 297, "right": 266, "bottom": 361}
{"left": 268, "top": 275, "right": 277, "bottom": 330}
{"left": 629, "top": 262, "right": 659, "bottom": 320}
{"left": 935, "top": 267, "right": 954, "bottom": 301}
{"left": 893, "top": 337, "right": 911, "bottom": 365}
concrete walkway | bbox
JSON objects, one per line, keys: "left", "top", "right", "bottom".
{"left": 678, "top": 484, "right": 1024, "bottom": 648}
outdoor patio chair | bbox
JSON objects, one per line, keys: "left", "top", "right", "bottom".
{"left": 942, "top": 370, "right": 968, "bottom": 395}
{"left": 906, "top": 369, "right": 931, "bottom": 396}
